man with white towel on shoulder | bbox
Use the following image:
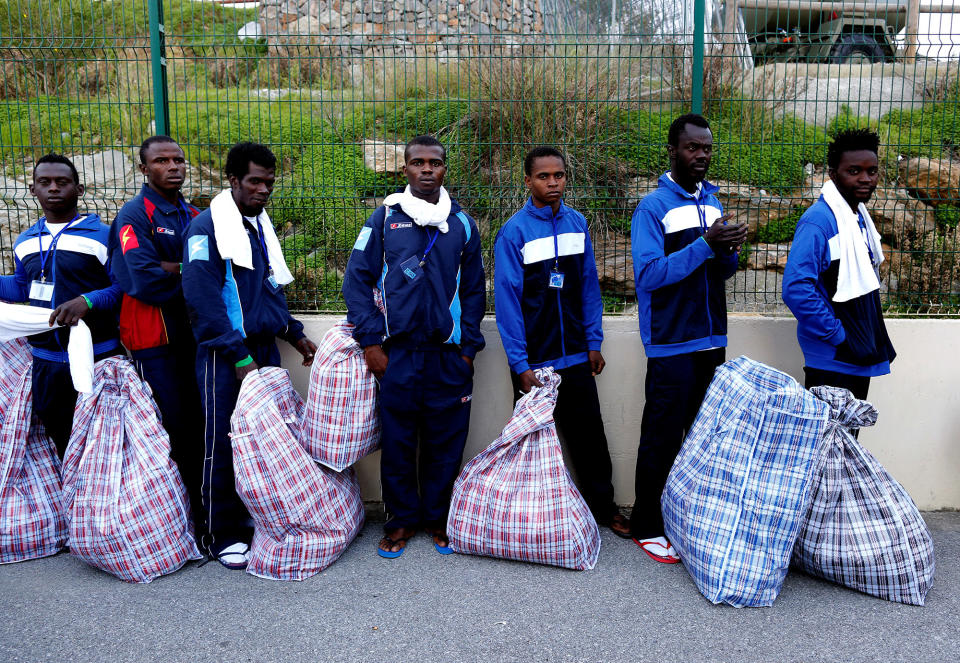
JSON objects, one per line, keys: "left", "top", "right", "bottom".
{"left": 181, "top": 141, "right": 317, "bottom": 570}
{"left": 783, "top": 128, "right": 896, "bottom": 403}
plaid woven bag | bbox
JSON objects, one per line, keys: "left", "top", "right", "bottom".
{"left": 231, "top": 367, "right": 365, "bottom": 581}
{"left": 62, "top": 357, "right": 202, "bottom": 583}
{"left": 0, "top": 338, "right": 67, "bottom": 564}
{"left": 447, "top": 369, "right": 601, "bottom": 570}
{"left": 301, "top": 320, "right": 380, "bottom": 471}
{"left": 662, "top": 356, "right": 830, "bottom": 607}
{"left": 793, "top": 386, "right": 935, "bottom": 605}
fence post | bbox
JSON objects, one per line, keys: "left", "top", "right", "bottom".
{"left": 691, "top": 0, "right": 706, "bottom": 113}
{"left": 148, "top": 0, "right": 170, "bottom": 135}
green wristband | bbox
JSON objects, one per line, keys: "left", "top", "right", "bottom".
{"left": 235, "top": 356, "right": 254, "bottom": 368}
{"left": 82, "top": 295, "right": 93, "bottom": 309}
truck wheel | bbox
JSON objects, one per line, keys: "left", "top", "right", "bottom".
{"left": 830, "top": 34, "right": 886, "bottom": 64}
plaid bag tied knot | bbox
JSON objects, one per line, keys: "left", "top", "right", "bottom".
{"left": 794, "top": 386, "right": 935, "bottom": 605}
{"left": 61, "top": 357, "right": 202, "bottom": 583}
{"left": 301, "top": 320, "right": 380, "bottom": 471}
{"left": 447, "top": 368, "right": 601, "bottom": 571}
{"left": 0, "top": 338, "right": 68, "bottom": 564}
{"left": 231, "top": 367, "right": 364, "bottom": 581}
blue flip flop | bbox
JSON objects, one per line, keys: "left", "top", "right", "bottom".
{"left": 434, "top": 542, "right": 454, "bottom": 555}
{"left": 377, "top": 533, "right": 411, "bottom": 559}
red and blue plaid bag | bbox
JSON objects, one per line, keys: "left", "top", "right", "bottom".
{"left": 61, "top": 357, "right": 202, "bottom": 583}
{"left": 447, "top": 369, "right": 601, "bottom": 570}
{"left": 231, "top": 367, "right": 364, "bottom": 581}
{"left": 301, "top": 321, "right": 380, "bottom": 471}
{"left": 0, "top": 338, "right": 67, "bottom": 564}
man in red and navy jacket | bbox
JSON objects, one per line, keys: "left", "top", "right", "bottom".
{"left": 108, "top": 136, "right": 205, "bottom": 536}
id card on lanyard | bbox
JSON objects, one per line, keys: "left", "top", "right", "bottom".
{"left": 548, "top": 216, "right": 564, "bottom": 289}
{"left": 253, "top": 216, "right": 280, "bottom": 291}
{"left": 29, "top": 214, "right": 80, "bottom": 302}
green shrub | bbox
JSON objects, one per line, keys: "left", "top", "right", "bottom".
{"left": 827, "top": 105, "right": 880, "bottom": 137}
{"left": 755, "top": 206, "right": 804, "bottom": 243}
{"left": 935, "top": 205, "right": 960, "bottom": 230}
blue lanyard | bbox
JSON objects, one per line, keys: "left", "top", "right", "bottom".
{"left": 253, "top": 216, "right": 273, "bottom": 274}
{"left": 695, "top": 197, "right": 707, "bottom": 232}
{"left": 37, "top": 214, "right": 81, "bottom": 282}
{"left": 419, "top": 229, "right": 440, "bottom": 268}
{"left": 551, "top": 215, "right": 561, "bottom": 270}
{"left": 176, "top": 200, "right": 192, "bottom": 234}
{"left": 857, "top": 212, "right": 875, "bottom": 264}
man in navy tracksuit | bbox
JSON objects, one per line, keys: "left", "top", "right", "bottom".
{"left": 109, "top": 136, "right": 205, "bottom": 534}
{"left": 181, "top": 142, "right": 318, "bottom": 569}
{"left": 782, "top": 129, "right": 895, "bottom": 401}
{"left": 0, "top": 154, "right": 122, "bottom": 457}
{"left": 343, "top": 135, "right": 486, "bottom": 558}
{"left": 494, "top": 146, "right": 630, "bottom": 538}
{"left": 630, "top": 114, "right": 747, "bottom": 562}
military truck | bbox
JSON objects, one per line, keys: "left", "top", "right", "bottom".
{"left": 735, "top": 0, "right": 908, "bottom": 64}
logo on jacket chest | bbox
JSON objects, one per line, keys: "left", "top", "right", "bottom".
{"left": 390, "top": 222, "right": 413, "bottom": 230}
{"left": 156, "top": 227, "right": 176, "bottom": 236}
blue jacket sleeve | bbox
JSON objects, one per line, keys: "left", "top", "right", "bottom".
{"left": 342, "top": 207, "right": 388, "bottom": 348}
{"left": 280, "top": 314, "right": 306, "bottom": 346}
{"left": 110, "top": 207, "right": 182, "bottom": 305}
{"left": 580, "top": 226, "right": 604, "bottom": 351}
{"left": 782, "top": 221, "right": 846, "bottom": 346}
{"left": 494, "top": 226, "right": 529, "bottom": 373}
{"left": 631, "top": 204, "right": 714, "bottom": 292}
{"left": 457, "top": 214, "right": 486, "bottom": 359}
{"left": 181, "top": 222, "right": 250, "bottom": 365}
{"left": 0, "top": 255, "right": 30, "bottom": 302}
{"left": 83, "top": 266, "right": 122, "bottom": 311}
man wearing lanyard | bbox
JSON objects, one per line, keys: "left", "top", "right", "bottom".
{"left": 494, "top": 146, "right": 631, "bottom": 538}
{"left": 0, "top": 153, "right": 122, "bottom": 457}
{"left": 629, "top": 114, "right": 747, "bottom": 563}
{"left": 181, "top": 142, "right": 318, "bottom": 569}
{"left": 343, "top": 135, "right": 486, "bottom": 558}
{"left": 108, "top": 136, "right": 205, "bottom": 535}
{"left": 783, "top": 129, "right": 895, "bottom": 403}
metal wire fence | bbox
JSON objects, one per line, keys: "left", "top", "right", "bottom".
{"left": 2, "top": 0, "right": 959, "bottom": 314}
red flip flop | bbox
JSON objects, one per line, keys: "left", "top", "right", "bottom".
{"left": 633, "top": 537, "right": 681, "bottom": 564}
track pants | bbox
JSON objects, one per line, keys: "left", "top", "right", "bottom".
{"left": 631, "top": 348, "right": 725, "bottom": 539}
{"left": 510, "top": 361, "right": 619, "bottom": 525}
{"left": 135, "top": 342, "right": 206, "bottom": 537}
{"left": 378, "top": 344, "right": 474, "bottom": 532}
{"left": 196, "top": 339, "right": 281, "bottom": 556}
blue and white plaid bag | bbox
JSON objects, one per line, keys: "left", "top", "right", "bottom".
{"left": 662, "top": 356, "right": 830, "bottom": 607}
{"left": 793, "top": 386, "right": 935, "bottom": 606}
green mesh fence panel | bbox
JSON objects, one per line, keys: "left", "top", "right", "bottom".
{"left": 1, "top": 0, "right": 959, "bottom": 315}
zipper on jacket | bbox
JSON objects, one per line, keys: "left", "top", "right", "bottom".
{"left": 697, "top": 197, "right": 715, "bottom": 339}
{"left": 551, "top": 212, "right": 566, "bottom": 359}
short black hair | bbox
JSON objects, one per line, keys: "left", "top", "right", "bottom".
{"left": 827, "top": 129, "right": 880, "bottom": 170}
{"left": 668, "top": 113, "right": 711, "bottom": 147}
{"left": 139, "top": 135, "right": 180, "bottom": 164}
{"left": 404, "top": 135, "right": 446, "bottom": 162}
{"left": 524, "top": 146, "right": 566, "bottom": 176}
{"left": 33, "top": 153, "right": 80, "bottom": 184}
{"left": 224, "top": 141, "right": 277, "bottom": 179}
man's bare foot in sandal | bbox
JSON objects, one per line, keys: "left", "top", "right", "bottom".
{"left": 425, "top": 527, "right": 454, "bottom": 555}
{"left": 377, "top": 527, "right": 416, "bottom": 559}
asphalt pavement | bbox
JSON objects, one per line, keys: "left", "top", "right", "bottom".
{"left": 0, "top": 512, "right": 957, "bottom": 663}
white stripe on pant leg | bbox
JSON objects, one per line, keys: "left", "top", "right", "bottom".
{"left": 201, "top": 353, "right": 216, "bottom": 552}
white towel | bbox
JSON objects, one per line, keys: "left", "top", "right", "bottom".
{"left": 208, "top": 189, "right": 294, "bottom": 285}
{"left": 821, "top": 179, "right": 884, "bottom": 303}
{"left": 0, "top": 302, "right": 94, "bottom": 393}
{"left": 382, "top": 185, "right": 452, "bottom": 233}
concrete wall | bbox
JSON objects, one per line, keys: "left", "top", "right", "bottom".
{"left": 280, "top": 315, "right": 960, "bottom": 510}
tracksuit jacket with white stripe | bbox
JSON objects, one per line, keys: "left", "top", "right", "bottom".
{"left": 631, "top": 173, "right": 738, "bottom": 357}
{"left": 494, "top": 198, "right": 603, "bottom": 374}
{"left": 0, "top": 214, "right": 122, "bottom": 359}
{"left": 342, "top": 200, "right": 486, "bottom": 357}
{"left": 782, "top": 197, "right": 895, "bottom": 376}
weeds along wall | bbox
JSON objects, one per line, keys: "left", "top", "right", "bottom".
{"left": 2, "top": 0, "right": 960, "bottom": 315}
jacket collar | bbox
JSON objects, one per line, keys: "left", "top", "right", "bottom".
{"left": 140, "top": 183, "right": 193, "bottom": 215}
{"left": 27, "top": 213, "right": 101, "bottom": 237}
{"left": 658, "top": 172, "right": 718, "bottom": 199}
{"left": 387, "top": 192, "right": 463, "bottom": 218}
{"left": 523, "top": 196, "right": 566, "bottom": 221}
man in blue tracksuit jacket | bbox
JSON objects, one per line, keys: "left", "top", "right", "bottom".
{"left": 782, "top": 129, "right": 895, "bottom": 401}
{"left": 494, "top": 146, "right": 630, "bottom": 538}
{"left": 630, "top": 114, "right": 747, "bottom": 562}
{"left": 343, "top": 135, "right": 485, "bottom": 558}
{"left": 0, "top": 154, "right": 122, "bottom": 457}
{"left": 109, "top": 136, "right": 205, "bottom": 535}
{"left": 181, "top": 142, "right": 317, "bottom": 569}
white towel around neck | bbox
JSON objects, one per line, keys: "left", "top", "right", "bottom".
{"left": 0, "top": 302, "right": 94, "bottom": 393}
{"left": 208, "top": 189, "right": 294, "bottom": 285}
{"left": 820, "top": 179, "right": 884, "bottom": 303}
{"left": 382, "top": 185, "right": 452, "bottom": 233}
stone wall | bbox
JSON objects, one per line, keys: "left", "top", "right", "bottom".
{"left": 260, "top": 0, "right": 545, "bottom": 59}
